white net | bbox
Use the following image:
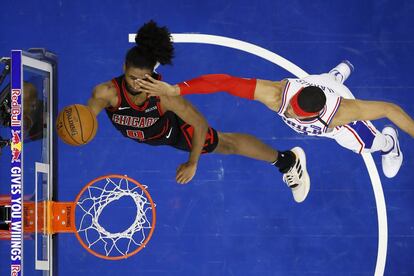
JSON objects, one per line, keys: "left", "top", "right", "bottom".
{"left": 76, "top": 176, "right": 154, "bottom": 258}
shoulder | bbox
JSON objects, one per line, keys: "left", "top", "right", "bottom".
{"left": 93, "top": 80, "right": 116, "bottom": 94}
{"left": 158, "top": 94, "right": 177, "bottom": 107}
{"left": 92, "top": 81, "right": 117, "bottom": 100}
{"left": 159, "top": 95, "right": 190, "bottom": 112}
{"left": 89, "top": 80, "right": 121, "bottom": 111}
{"left": 338, "top": 98, "right": 366, "bottom": 111}
{"left": 339, "top": 98, "right": 393, "bottom": 113}
{"left": 330, "top": 99, "right": 364, "bottom": 127}
{"left": 254, "top": 79, "right": 286, "bottom": 112}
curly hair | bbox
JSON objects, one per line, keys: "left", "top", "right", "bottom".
{"left": 125, "top": 20, "right": 174, "bottom": 69}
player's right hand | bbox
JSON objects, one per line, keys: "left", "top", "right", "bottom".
{"left": 175, "top": 161, "right": 197, "bottom": 184}
{"left": 137, "top": 74, "right": 180, "bottom": 96}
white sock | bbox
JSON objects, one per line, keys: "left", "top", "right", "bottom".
{"left": 370, "top": 132, "right": 393, "bottom": 153}
{"left": 382, "top": 134, "right": 395, "bottom": 153}
{"left": 329, "top": 61, "right": 353, "bottom": 84}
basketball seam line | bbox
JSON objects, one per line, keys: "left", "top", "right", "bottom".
{"left": 74, "top": 105, "right": 86, "bottom": 143}
{"left": 88, "top": 107, "right": 96, "bottom": 141}
{"left": 61, "top": 108, "right": 81, "bottom": 146}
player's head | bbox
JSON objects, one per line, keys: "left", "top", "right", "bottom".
{"left": 287, "top": 86, "right": 327, "bottom": 119}
{"left": 124, "top": 20, "right": 174, "bottom": 94}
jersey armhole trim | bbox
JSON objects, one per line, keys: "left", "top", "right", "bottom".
{"left": 277, "top": 81, "right": 290, "bottom": 114}
{"left": 325, "top": 97, "right": 342, "bottom": 128}
{"left": 156, "top": 96, "right": 164, "bottom": 116}
{"left": 106, "top": 79, "right": 122, "bottom": 112}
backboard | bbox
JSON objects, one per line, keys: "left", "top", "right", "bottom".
{"left": 9, "top": 49, "right": 57, "bottom": 276}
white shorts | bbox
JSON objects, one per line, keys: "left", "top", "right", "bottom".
{"left": 323, "top": 121, "right": 383, "bottom": 154}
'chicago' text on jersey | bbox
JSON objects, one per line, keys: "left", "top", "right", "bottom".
{"left": 112, "top": 114, "right": 159, "bottom": 128}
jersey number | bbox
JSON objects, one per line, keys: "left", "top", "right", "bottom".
{"left": 126, "top": 129, "right": 144, "bottom": 140}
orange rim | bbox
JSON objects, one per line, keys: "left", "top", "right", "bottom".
{"left": 73, "top": 174, "right": 156, "bottom": 260}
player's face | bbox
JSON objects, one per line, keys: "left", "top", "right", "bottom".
{"left": 124, "top": 66, "right": 153, "bottom": 95}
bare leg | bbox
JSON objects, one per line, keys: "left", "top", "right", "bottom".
{"left": 214, "top": 132, "right": 278, "bottom": 162}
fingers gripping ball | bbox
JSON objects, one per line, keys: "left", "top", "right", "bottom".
{"left": 56, "top": 104, "right": 98, "bottom": 146}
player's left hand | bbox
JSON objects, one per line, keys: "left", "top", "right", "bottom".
{"left": 137, "top": 74, "right": 179, "bottom": 96}
{"left": 176, "top": 161, "right": 197, "bottom": 184}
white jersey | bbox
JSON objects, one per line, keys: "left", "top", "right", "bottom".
{"left": 277, "top": 75, "right": 342, "bottom": 136}
{"left": 274, "top": 65, "right": 389, "bottom": 155}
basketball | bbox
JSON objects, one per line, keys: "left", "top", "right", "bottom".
{"left": 56, "top": 104, "right": 98, "bottom": 146}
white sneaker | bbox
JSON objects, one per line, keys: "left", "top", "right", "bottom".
{"left": 282, "top": 147, "right": 310, "bottom": 203}
{"left": 381, "top": 126, "right": 403, "bottom": 178}
{"left": 329, "top": 60, "right": 354, "bottom": 83}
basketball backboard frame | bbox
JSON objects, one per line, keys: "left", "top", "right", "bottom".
{"left": 10, "top": 49, "right": 58, "bottom": 276}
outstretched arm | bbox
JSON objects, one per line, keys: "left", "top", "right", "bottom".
{"left": 160, "top": 95, "right": 209, "bottom": 184}
{"left": 137, "top": 74, "right": 285, "bottom": 111}
{"left": 334, "top": 99, "right": 414, "bottom": 137}
{"left": 138, "top": 74, "right": 257, "bottom": 99}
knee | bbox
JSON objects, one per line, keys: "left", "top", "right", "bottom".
{"left": 217, "top": 133, "right": 238, "bottom": 154}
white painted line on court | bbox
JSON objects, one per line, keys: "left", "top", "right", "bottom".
{"left": 129, "top": 32, "right": 388, "bottom": 276}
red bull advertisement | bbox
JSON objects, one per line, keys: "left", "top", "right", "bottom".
{"left": 11, "top": 130, "right": 22, "bottom": 163}
{"left": 11, "top": 264, "right": 21, "bottom": 276}
{"left": 10, "top": 89, "right": 22, "bottom": 127}
{"left": 10, "top": 50, "right": 22, "bottom": 276}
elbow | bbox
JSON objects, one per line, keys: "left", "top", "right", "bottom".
{"left": 385, "top": 103, "right": 402, "bottom": 116}
{"left": 199, "top": 119, "right": 209, "bottom": 132}
{"left": 194, "top": 117, "right": 209, "bottom": 133}
{"left": 388, "top": 102, "right": 400, "bottom": 110}
{"left": 192, "top": 109, "right": 209, "bottom": 129}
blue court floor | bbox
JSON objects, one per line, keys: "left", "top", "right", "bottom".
{"left": 1, "top": 1, "right": 414, "bottom": 275}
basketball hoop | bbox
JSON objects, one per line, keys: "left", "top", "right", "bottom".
{"left": 23, "top": 174, "right": 156, "bottom": 260}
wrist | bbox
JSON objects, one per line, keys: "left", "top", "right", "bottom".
{"left": 187, "top": 159, "right": 198, "bottom": 166}
{"left": 172, "top": 85, "right": 180, "bottom": 96}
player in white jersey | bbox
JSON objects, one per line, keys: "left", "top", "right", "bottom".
{"left": 136, "top": 61, "right": 414, "bottom": 178}
{"left": 271, "top": 62, "right": 405, "bottom": 177}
